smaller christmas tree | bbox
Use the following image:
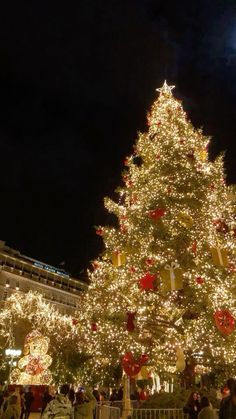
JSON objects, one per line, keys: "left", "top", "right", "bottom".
{"left": 11, "top": 330, "right": 52, "bottom": 385}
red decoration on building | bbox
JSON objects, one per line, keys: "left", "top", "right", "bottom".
{"left": 148, "top": 208, "right": 166, "bottom": 220}
{"left": 96, "top": 229, "right": 103, "bottom": 236}
{"left": 214, "top": 310, "right": 235, "bottom": 336}
{"left": 72, "top": 318, "right": 78, "bottom": 326}
{"left": 126, "top": 312, "right": 136, "bottom": 332}
{"left": 139, "top": 272, "right": 156, "bottom": 291}
{"left": 121, "top": 352, "right": 148, "bottom": 376}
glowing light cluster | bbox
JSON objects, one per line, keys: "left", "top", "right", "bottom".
{"left": 78, "top": 81, "right": 236, "bottom": 385}
{"left": 0, "top": 292, "right": 85, "bottom": 384}
{"left": 11, "top": 330, "right": 52, "bottom": 385}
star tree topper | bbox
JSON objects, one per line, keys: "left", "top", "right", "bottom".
{"left": 156, "top": 80, "right": 175, "bottom": 95}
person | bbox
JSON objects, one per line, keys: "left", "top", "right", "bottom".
{"left": 68, "top": 388, "right": 75, "bottom": 406}
{"left": 109, "top": 389, "right": 118, "bottom": 402}
{"left": 92, "top": 388, "right": 100, "bottom": 403}
{"left": 183, "top": 391, "right": 201, "bottom": 419}
{"left": 2, "top": 395, "right": 19, "bottom": 419}
{"left": 41, "top": 384, "right": 73, "bottom": 419}
{"left": 74, "top": 387, "right": 97, "bottom": 419}
{"left": 116, "top": 387, "right": 123, "bottom": 401}
{"left": 0, "top": 384, "right": 4, "bottom": 411}
{"left": 1, "top": 392, "right": 10, "bottom": 417}
{"left": 12, "top": 387, "right": 22, "bottom": 418}
{"left": 219, "top": 378, "right": 236, "bottom": 419}
{"left": 41, "top": 388, "right": 53, "bottom": 415}
{"left": 139, "top": 387, "right": 148, "bottom": 402}
{"left": 23, "top": 387, "right": 34, "bottom": 419}
{"left": 198, "top": 396, "right": 215, "bottom": 419}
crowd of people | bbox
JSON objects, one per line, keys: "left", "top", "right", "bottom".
{"left": 2, "top": 378, "right": 236, "bottom": 419}
{"left": 183, "top": 378, "right": 236, "bottom": 419}
{"left": 0, "top": 384, "right": 97, "bottom": 419}
{"left": 183, "top": 391, "right": 214, "bottom": 419}
{"left": 0, "top": 386, "right": 34, "bottom": 419}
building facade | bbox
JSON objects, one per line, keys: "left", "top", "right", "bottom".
{"left": 0, "top": 241, "right": 87, "bottom": 315}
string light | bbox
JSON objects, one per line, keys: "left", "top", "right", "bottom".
{"left": 0, "top": 292, "right": 85, "bottom": 384}
{"left": 77, "top": 82, "right": 236, "bottom": 385}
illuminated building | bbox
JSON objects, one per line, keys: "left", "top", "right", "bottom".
{"left": 0, "top": 240, "right": 87, "bottom": 315}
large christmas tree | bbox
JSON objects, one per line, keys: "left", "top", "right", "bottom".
{"left": 79, "top": 82, "right": 236, "bottom": 385}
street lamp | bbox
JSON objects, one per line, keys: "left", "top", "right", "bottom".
{"left": 5, "top": 348, "right": 22, "bottom": 384}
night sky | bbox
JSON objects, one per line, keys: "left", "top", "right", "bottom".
{"left": 1, "top": 0, "right": 236, "bottom": 280}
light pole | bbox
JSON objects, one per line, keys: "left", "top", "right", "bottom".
{"left": 5, "top": 348, "right": 22, "bottom": 384}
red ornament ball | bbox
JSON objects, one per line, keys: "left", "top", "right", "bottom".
{"left": 124, "top": 158, "right": 129, "bottom": 166}
{"left": 126, "top": 312, "right": 136, "bottom": 332}
{"left": 96, "top": 229, "right": 103, "bottom": 236}
{"left": 213, "top": 219, "right": 229, "bottom": 234}
{"left": 92, "top": 261, "right": 100, "bottom": 270}
{"left": 214, "top": 310, "right": 235, "bottom": 336}
{"left": 186, "top": 151, "right": 195, "bottom": 161}
{"left": 91, "top": 323, "right": 98, "bottom": 332}
{"left": 145, "top": 258, "right": 155, "bottom": 266}
{"left": 196, "top": 277, "right": 204, "bottom": 285}
{"left": 72, "top": 318, "right": 78, "bottom": 326}
{"left": 228, "top": 263, "right": 236, "bottom": 273}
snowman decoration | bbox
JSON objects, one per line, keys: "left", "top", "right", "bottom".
{"left": 11, "top": 330, "right": 52, "bottom": 385}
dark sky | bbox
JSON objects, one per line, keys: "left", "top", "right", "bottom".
{"left": 0, "top": 0, "right": 236, "bottom": 279}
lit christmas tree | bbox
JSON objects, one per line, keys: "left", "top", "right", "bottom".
{"left": 79, "top": 82, "right": 236, "bottom": 385}
{"left": 0, "top": 292, "right": 87, "bottom": 384}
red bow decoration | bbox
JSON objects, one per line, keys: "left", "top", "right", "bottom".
{"left": 121, "top": 352, "right": 148, "bottom": 376}
{"left": 139, "top": 272, "right": 156, "bottom": 291}
{"left": 148, "top": 208, "right": 166, "bottom": 220}
{"left": 214, "top": 310, "right": 235, "bottom": 336}
{"left": 25, "top": 355, "right": 45, "bottom": 376}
